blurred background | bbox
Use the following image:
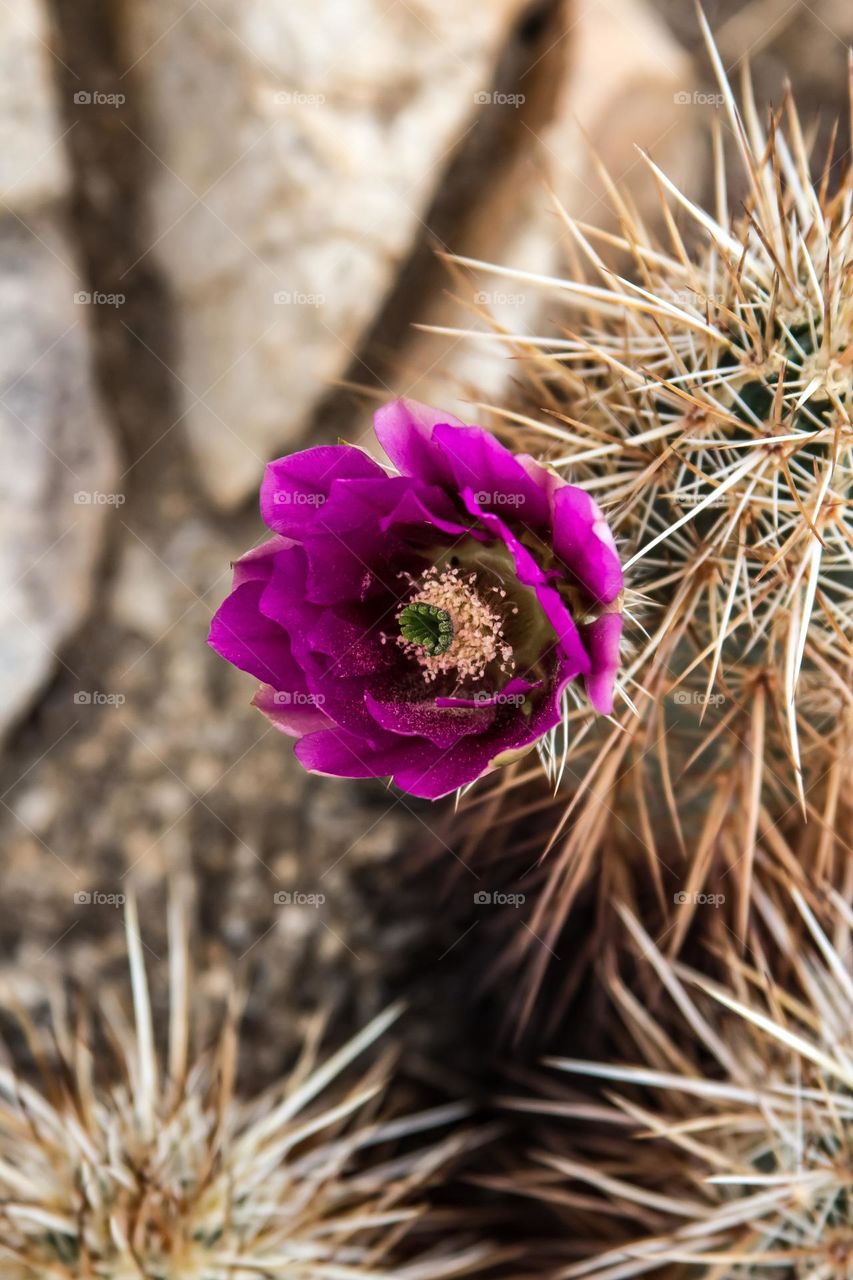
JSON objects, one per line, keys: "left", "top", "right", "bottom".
{"left": 0, "top": 0, "right": 850, "bottom": 1075}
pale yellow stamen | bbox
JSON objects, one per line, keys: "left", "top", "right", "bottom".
{"left": 395, "top": 565, "right": 515, "bottom": 684}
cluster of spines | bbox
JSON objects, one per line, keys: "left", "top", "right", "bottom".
{"left": 430, "top": 17, "right": 853, "bottom": 1011}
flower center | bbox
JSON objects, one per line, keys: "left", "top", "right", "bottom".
{"left": 395, "top": 565, "right": 515, "bottom": 684}
{"left": 398, "top": 602, "right": 454, "bottom": 656}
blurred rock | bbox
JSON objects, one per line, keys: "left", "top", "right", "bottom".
{"left": 390, "top": 0, "right": 699, "bottom": 417}
{"left": 120, "top": 0, "right": 531, "bottom": 508}
{"left": 111, "top": 538, "right": 180, "bottom": 638}
{"left": 0, "top": 1, "right": 70, "bottom": 207}
{"left": 0, "top": 1, "right": 116, "bottom": 740}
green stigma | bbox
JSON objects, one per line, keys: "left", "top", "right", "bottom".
{"left": 398, "top": 602, "right": 454, "bottom": 656}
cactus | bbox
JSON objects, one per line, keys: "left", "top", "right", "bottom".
{"left": 0, "top": 899, "right": 490, "bottom": 1278}
{"left": 441, "top": 21, "right": 853, "bottom": 1009}
{"left": 498, "top": 884, "right": 853, "bottom": 1279}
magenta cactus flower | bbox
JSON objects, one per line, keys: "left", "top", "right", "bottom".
{"left": 209, "top": 401, "right": 623, "bottom": 799}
